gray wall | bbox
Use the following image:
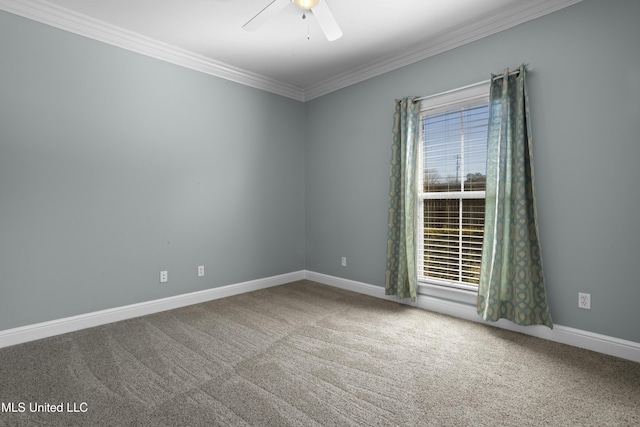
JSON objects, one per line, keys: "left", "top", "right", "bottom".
{"left": 2, "top": 0, "right": 639, "bottom": 345}
{"left": 305, "top": 0, "right": 640, "bottom": 343}
{"left": 0, "top": 11, "right": 306, "bottom": 330}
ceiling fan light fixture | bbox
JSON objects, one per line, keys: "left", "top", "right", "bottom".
{"left": 292, "top": 0, "right": 320, "bottom": 10}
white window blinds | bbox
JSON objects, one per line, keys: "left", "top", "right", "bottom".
{"left": 418, "top": 101, "right": 489, "bottom": 291}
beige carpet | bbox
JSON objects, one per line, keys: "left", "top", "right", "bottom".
{"left": 0, "top": 280, "right": 638, "bottom": 426}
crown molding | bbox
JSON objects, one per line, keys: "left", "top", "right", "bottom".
{"left": 302, "top": 0, "right": 583, "bottom": 101}
{"left": 0, "top": 0, "right": 306, "bottom": 101}
{"left": 1, "top": 0, "right": 581, "bottom": 103}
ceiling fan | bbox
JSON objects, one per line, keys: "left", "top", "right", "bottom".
{"left": 243, "top": 0, "right": 343, "bottom": 41}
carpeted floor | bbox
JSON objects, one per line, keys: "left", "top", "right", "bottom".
{"left": 0, "top": 280, "right": 639, "bottom": 426}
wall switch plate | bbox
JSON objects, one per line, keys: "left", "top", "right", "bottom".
{"left": 198, "top": 265, "right": 205, "bottom": 277}
{"left": 160, "top": 271, "right": 168, "bottom": 283}
{"left": 578, "top": 292, "right": 591, "bottom": 309}
{"left": 341, "top": 257, "right": 347, "bottom": 267}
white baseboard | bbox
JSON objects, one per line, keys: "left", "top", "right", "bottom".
{"left": 0, "top": 271, "right": 305, "bottom": 349}
{"left": 304, "top": 271, "right": 640, "bottom": 363}
{"left": 3, "top": 269, "right": 638, "bottom": 364}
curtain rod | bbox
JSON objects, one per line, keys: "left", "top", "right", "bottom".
{"left": 414, "top": 66, "right": 529, "bottom": 103}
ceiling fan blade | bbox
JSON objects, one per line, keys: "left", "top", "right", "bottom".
{"left": 311, "top": 0, "right": 343, "bottom": 41}
{"left": 243, "top": 0, "right": 291, "bottom": 31}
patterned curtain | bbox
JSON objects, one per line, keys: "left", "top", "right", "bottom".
{"left": 477, "top": 65, "right": 553, "bottom": 327}
{"left": 385, "top": 97, "right": 421, "bottom": 301}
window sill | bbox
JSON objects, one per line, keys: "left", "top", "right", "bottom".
{"left": 418, "top": 282, "right": 477, "bottom": 306}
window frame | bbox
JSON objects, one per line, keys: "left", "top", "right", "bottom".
{"left": 416, "top": 83, "right": 490, "bottom": 304}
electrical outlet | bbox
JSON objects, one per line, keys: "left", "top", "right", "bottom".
{"left": 341, "top": 257, "right": 347, "bottom": 267}
{"left": 578, "top": 292, "right": 591, "bottom": 309}
{"left": 160, "top": 270, "right": 168, "bottom": 283}
{"left": 198, "top": 265, "right": 205, "bottom": 277}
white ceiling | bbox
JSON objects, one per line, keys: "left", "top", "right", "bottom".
{"left": 0, "top": 0, "right": 581, "bottom": 100}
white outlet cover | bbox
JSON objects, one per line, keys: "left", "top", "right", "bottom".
{"left": 160, "top": 271, "right": 168, "bottom": 283}
{"left": 578, "top": 292, "right": 591, "bottom": 309}
{"left": 198, "top": 266, "right": 205, "bottom": 277}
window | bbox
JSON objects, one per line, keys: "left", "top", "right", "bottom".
{"left": 417, "top": 84, "right": 489, "bottom": 293}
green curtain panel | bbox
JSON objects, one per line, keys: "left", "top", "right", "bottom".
{"left": 385, "top": 97, "right": 421, "bottom": 301}
{"left": 477, "top": 65, "right": 553, "bottom": 328}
